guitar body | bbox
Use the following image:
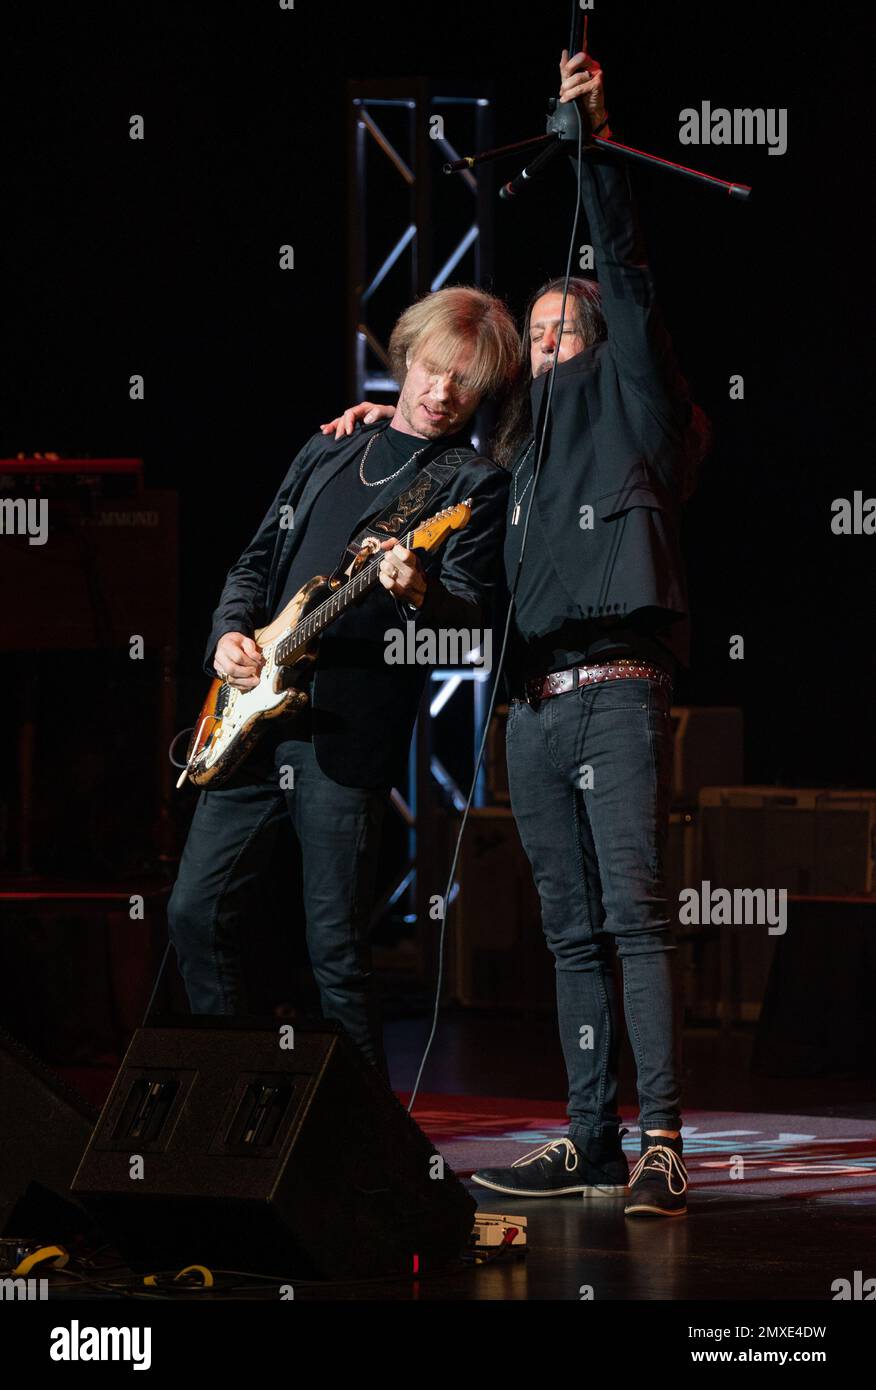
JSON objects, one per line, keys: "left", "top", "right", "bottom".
{"left": 184, "top": 575, "right": 335, "bottom": 788}
{"left": 179, "top": 499, "right": 472, "bottom": 792}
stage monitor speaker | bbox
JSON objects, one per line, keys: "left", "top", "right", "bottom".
{"left": 72, "top": 1019, "right": 475, "bottom": 1279}
{"left": 0, "top": 1027, "right": 97, "bottom": 1239}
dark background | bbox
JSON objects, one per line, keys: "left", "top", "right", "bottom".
{"left": 3, "top": 0, "right": 872, "bottom": 792}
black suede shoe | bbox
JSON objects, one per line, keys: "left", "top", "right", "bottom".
{"left": 624, "top": 1132, "right": 688, "bottom": 1217}
{"left": 472, "top": 1132, "right": 629, "bottom": 1198}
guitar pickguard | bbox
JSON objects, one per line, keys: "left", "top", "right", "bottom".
{"left": 185, "top": 575, "right": 335, "bottom": 787}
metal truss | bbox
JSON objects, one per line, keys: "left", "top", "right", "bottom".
{"left": 346, "top": 77, "right": 495, "bottom": 404}
{"left": 347, "top": 79, "right": 497, "bottom": 962}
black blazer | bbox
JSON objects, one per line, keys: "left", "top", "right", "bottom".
{"left": 204, "top": 424, "right": 509, "bottom": 788}
{"left": 517, "top": 151, "right": 693, "bottom": 664}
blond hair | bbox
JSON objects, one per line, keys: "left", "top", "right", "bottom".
{"left": 388, "top": 285, "right": 520, "bottom": 400}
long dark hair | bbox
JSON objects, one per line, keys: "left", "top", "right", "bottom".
{"left": 491, "top": 275, "right": 711, "bottom": 501}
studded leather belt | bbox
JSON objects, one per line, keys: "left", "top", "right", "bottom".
{"left": 519, "top": 658, "right": 672, "bottom": 707}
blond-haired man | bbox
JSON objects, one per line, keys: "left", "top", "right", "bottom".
{"left": 168, "top": 286, "right": 518, "bottom": 1082}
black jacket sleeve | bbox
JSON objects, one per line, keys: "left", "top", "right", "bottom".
{"left": 571, "top": 150, "right": 689, "bottom": 439}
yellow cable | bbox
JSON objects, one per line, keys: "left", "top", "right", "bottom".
{"left": 143, "top": 1264, "right": 214, "bottom": 1289}
{"left": 13, "top": 1245, "right": 69, "bottom": 1275}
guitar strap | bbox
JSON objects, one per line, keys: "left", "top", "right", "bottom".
{"left": 337, "top": 444, "right": 475, "bottom": 573}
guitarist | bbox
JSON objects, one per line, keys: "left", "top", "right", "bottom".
{"left": 167, "top": 286, "right": 518, "bottom": 1084}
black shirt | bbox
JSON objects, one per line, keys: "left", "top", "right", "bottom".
{"left": 504, "top": 439, "right": 678, "bottom": 686}
{"left": 271, "top": 425, "right": 428, "bottom": 622}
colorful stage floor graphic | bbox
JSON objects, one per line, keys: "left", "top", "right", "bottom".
{"left": 405, "top": 1094, "right": 876, "bottom": 1203}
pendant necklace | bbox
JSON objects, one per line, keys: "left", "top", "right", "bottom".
{"left": 511, "top": 439, "right": 536, "bottom": 525}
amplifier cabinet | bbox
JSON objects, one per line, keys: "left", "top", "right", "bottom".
{"left": 451, "top": 808, "right": 554, "bottom": 1008}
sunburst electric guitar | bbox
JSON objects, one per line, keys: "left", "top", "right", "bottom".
{"left": 178, "top": 499, "right": 473, "bottom": 789}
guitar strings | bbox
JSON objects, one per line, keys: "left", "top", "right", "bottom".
{"left": 275, "top": 526, "right": 415, "bottom": 662}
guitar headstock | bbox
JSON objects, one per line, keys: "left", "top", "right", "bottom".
{"left": 410, "top": 499, "right": 473, "bottom": 554}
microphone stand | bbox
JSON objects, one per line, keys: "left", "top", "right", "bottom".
{"left": 445, "top": 91, "right": 753, "bottom": 203}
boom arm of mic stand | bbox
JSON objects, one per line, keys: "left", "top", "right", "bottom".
{"left": 444, "top": 120, "right": 752, "bottom": 202}
{"left": 443, "top": 132, "right": 557, "bottom": 174}
{"left": 589, "top": 133, "right": 752, "bottom": 201}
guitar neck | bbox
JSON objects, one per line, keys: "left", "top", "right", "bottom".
{"left": 275, "top": 528, "right": 414, "bottom": 667}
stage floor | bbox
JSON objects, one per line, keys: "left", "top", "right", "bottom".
{"left": 392, "top": 1093, "right": 876, "bottom": 1301}
{"left": 54, "top": 1069, "right": 875, "bottom": 1301}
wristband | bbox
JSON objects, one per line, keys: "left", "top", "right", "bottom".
{"left": 591, "top": 114, "right": 610, "bottom": 136}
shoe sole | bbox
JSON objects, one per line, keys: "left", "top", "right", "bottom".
{"left": 471, "top": 1176, "right": 629, "bottom": 1198}
{"left": 624, "top": 1202, "right": 687, "bottom": 1217}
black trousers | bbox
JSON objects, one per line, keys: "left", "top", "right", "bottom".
{"left": 167, "top": 732, "right": 390, "bottom": 1079}
{"left": 506, "top": 676, "right": 682, "bottom": 1142}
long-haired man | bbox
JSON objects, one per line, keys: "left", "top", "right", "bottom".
{"left": 322, "top": 50, "right": 710, "bottom": 1213}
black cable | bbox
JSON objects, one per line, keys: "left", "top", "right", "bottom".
{"left": 140, "top": 940, "right": 173, "bottom": 1026}
{"left": 408, "top": 99, "right": 586, "bottom": 1113}
{"left": 168, "top": 725, "right": 196, "bottom": 770}
{"left": 49, "top": 1255, "right": 473, "bottom": 1297}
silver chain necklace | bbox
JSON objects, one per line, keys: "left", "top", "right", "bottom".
{"left": 359, "top": 430, "right": 429, "bottom": 487}
{"left": 511, "top": 439, "right": 536, "bottom": 525}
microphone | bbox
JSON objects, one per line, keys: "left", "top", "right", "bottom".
{"left": 499, "top": 137, "right": 563, "bottom": 200}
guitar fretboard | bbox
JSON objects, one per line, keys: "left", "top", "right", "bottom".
{"left": 275, "top": 527, "right": 414, "bottom": 667}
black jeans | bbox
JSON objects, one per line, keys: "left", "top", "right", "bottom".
{"left": 167, "top": 733, "right": 390, "bottom": 1078}
{"left": 506, "top": 676, "right": 681, "bottom": 1145}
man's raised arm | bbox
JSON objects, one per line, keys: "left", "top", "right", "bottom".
{"left": 560, "top": 50, "right": 687, "bottom": 417}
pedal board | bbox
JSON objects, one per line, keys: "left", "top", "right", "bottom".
{"left": 471, "top": 1212, "right": 528, "bottom": 1257}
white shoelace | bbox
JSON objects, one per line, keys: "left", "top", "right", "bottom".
{"left": 629, "top": 1144, "right": 688, "bottom": 1195}
{"left": 511, "top": 1138, "right": 580, "bottom": 1171}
